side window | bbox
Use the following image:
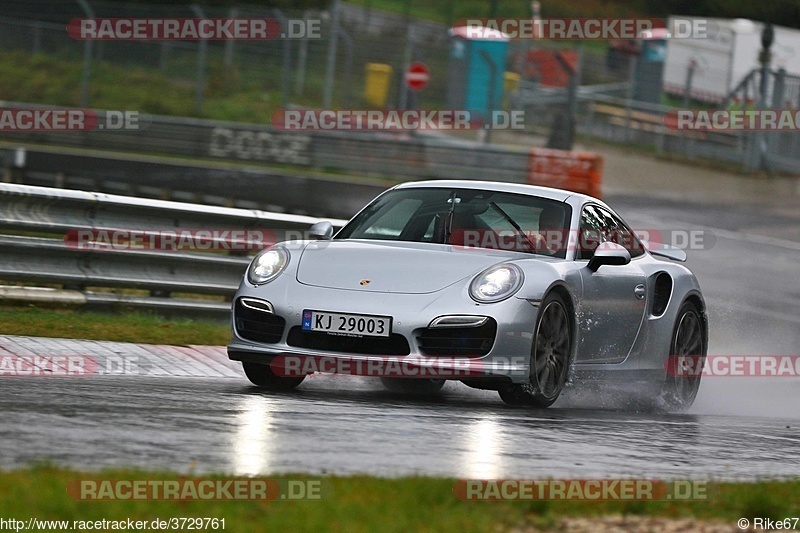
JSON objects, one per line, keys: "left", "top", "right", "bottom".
{"left": 578, "top": 205, "right": 644, "bottom": 260}
{"left": 577, "top": 205, "right": 605, "bottom": 260}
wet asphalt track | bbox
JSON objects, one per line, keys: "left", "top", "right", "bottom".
{"left": 1, "top": 193, "right": 799, "bottom": 480}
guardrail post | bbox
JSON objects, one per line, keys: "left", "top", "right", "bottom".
{"left": 2, "top": 148, "right": 26, "bottom": 184}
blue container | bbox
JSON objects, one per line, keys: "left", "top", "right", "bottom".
{"left": 634, "top": 34, "right": 667, "bottom": 104}
{"left": 446, "top": 27, "right": 509, "bottom": 114}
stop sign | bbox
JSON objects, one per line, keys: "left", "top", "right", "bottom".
{"left": 405, "top": 62, "right": 429, "bottom": 91}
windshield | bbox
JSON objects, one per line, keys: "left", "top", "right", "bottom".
{"left": 335, "top": 187, "right": 572, "bottom": 258}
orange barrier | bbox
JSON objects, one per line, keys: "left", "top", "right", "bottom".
{"left": 527, "top": 147, "right": 603, "bottom": 199}
{"left": 521, "top": 50, "right": 578, "bottom": 87}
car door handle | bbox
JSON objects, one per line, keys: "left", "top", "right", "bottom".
{"left": 634, "top": 284, "right": 646, "bottom": 300}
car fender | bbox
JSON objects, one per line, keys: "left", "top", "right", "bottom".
{"left": 513, "top": 260, "right": 581, "bottom": 306}
{"left": 626, "top": 260, "right": 706, "bottom": 372}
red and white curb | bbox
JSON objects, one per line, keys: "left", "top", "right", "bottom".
{"left": 0, "top": 335, "right": 243, "bottom": 378}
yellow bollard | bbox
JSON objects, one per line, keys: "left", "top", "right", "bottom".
{"left": 364, "top": 63, "right": 393, "bottom": 107}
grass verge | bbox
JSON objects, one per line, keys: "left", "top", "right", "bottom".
{"left": 0, "top": 466, "right": 799, "bottom": 532}
{"left": 0, "top": 305, "right": 230, "bottom": 346}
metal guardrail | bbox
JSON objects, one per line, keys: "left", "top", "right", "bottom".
{"left": 0, "top": 234, "right": 247, "bottom": 295}
{"left": 512, "top": 81, "right": 630, "bottom": 107}
{"left": 0, "top": 182, "right": 347, "bottom": 316}
{"left": 0, "top": 101, "right": 532, "bottom": 184}
{"left": 5, "top": 147, "right": 389, "bottom": 219}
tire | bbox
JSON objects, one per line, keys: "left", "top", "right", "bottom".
{"left": 499, "top": 292, "right": 572, "bottom": 408}
{"left": 380, "top": 377, "right": 445, "bottom": 395}
{"left": 242, "top": 361, "right": 305, "bottom": 390}
{"left": 660, "top": 301, "right": 706, "bottom": 411}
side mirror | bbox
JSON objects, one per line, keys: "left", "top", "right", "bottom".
{"left": 587, "top": 242, "right": 631, "bottom": 272}
{"left": 309, "top": 221, "right": 334, "bottom": 240}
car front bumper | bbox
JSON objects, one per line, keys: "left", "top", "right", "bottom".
{"left": 228, "top": 280, "right": 539, "bottom": 384}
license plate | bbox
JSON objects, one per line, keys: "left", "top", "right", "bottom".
{"left": 302, "top": 310, "right": 391, "bottom": 338}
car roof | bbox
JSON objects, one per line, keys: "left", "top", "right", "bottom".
{"left": 392, "top": 180, "right": 593, "bottom": 203}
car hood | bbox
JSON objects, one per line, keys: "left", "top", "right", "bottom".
{"left": 296, "top": 240, "right": 521, "bottom": 294}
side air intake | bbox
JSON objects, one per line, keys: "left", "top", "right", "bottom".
{"left": 652, "top": 272, "right": 673, "bottom": 317}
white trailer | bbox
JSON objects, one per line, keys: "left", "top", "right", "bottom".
{"left": 663, "top": 17, "right": 800, "bottom": 103}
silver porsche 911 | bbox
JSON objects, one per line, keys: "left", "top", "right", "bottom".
{"left": 227, "top": 180, "right": 707, "bottom": 410}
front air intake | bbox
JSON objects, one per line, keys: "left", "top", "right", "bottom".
{"left": 234, "top": 298, "right": 285, "bottom": 343}
{"left": 417, "top": 318, "right": 498, "bottom": 357}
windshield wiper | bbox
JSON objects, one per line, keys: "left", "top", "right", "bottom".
{"left": 489, "top": 201, "right": 537, "bottom": 253}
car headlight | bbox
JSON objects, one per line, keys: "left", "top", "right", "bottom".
{"left": 469, "top": 264, "right": 524, "bottom": 303}
{"left": 247, "top": 246, "right": 289, "bottom": 285}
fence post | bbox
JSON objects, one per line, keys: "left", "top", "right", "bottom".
{"left": 682, "top": 60, "right": 696, "bottom": 109}
{"left": 77, "top": 0, "right": 95, "bottom": 107}
{"left": 272, "top": 9, "right": 292, "bottom": 109}
{"left": 680, "top": 60, "right": 696, "bottom": 156}
{"left": 398, "top": 23, "right": 414, "bottom": 110}
{"left": 565, "top": 47, "right": 582, "bottom": 148}
{"left": 223, "top": 7, "right": 238, "bottom": 90}
{"left": 546, "top": 49, "right": 580, "bottom": 150}
{"left": 339, "top": 29, "right": 354, "bottom": 108}
{"left": 32, "top": 21, "right": 42, "bottom": 54}
{"left": 323, "top": 0, "right": 341, "bottom": 108}
{"left": 159, "top": 42, "right": 169, "bottom": 73}
{"left": 191, "top": 4, "right": 207, "bottom": 114}
{"left": 295, "top": 10, "right": 310, "bottom": 95}
{"left": 624, "top": 54, "right": 635, "bottom": 143}
{"left": 770, "top": 68, "right": 786, "bottom": 108}
{"left": 745, "top": 23, "right": 774, "bottom": 172}
{"left": 479, "top": 50, "right": 497, "bottom": 144}
{"left": 766, "top": 68, "right": 786, "bottom": 163}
